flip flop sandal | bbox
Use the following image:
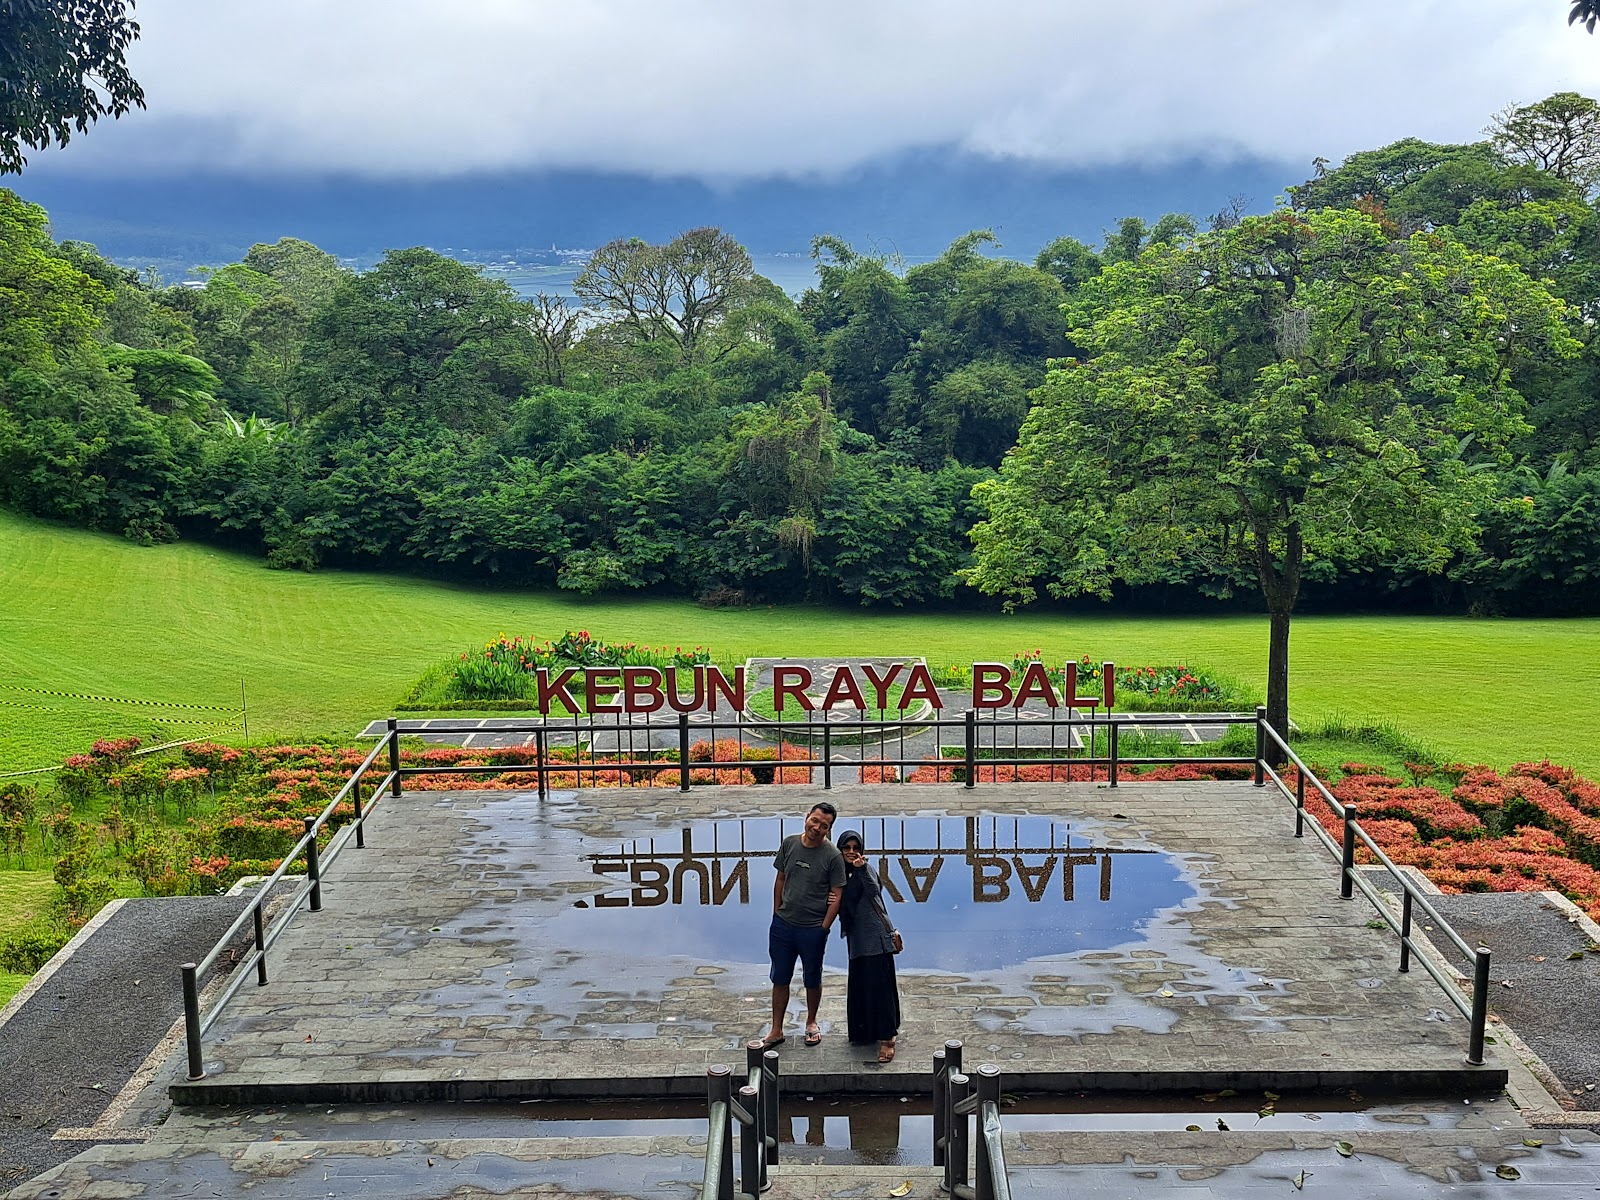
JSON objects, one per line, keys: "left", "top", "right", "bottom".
{"left": 760, "top": 1034, "right": 786, "bottom": 1048}
{"left": 804, "top": 1028, "right": 822, "bottom": 1047}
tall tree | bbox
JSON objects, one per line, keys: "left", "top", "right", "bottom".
{"left": 965, "top": 209, "right": 1576, "bottom": 746}
{"left": 1488, "top": 93, "right": 1600, "bottom": 195}
{"left": 0, "top": 0, "right": 145, "bottom": 173}
{"left": 574, "top": 227, "right": 754, "bottom": 368}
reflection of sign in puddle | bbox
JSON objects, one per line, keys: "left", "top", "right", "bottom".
{"left": 565, "top": 815, "right": 1191, "bottom": 972}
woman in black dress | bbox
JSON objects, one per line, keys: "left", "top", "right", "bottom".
{"left": 837, "top": 829, "right": 902, "bottom": 1062}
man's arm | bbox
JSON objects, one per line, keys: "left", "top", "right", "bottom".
{"left": 821, "top": 886, "right": 842, "bottom": 932}
{"left": 773, "top": 871, "right": 786, "bottom": 914}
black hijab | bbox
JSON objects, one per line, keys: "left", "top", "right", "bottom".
{"left": 836, "top": 829, "right": 866, "bottom": 933}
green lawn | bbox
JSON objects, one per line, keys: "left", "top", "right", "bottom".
{"left": 3, "top": 508, "right": 1599, "bottom": 775}
{"left": 0, "top": 870, "right": 55, "bottom": 1005}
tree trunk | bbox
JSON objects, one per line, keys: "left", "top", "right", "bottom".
{"left": 1254, "top": 518, "right": 1303, "bottom": 767}
{"left": 1265, "top": 602, "right": 1292, "bottom": 765}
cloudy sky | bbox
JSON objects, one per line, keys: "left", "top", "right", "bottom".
{"left": 29, "top": 0, "right": 1600, "bottom": 181}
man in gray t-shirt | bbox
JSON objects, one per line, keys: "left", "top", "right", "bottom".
{"left": 762, "top": 801, "right": 845, "bottom": 1048}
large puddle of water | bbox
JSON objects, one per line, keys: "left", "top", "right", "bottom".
{"left": 558, "top": 814, "right": 1191, "bottom": 972}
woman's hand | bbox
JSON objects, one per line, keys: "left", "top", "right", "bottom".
{"left": 842, "top": 846, "right": 866, "bottom": 867}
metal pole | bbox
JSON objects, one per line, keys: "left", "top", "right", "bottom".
{"left": 1340, "top": 801, "right": 1357, "bottom": 900}
{"left": 679, "top": 714, "right": 691, "bottom": 793}
{"left": 303, "top": 817, "right": 322, "bottom": 912}
{"left": 387, "top": 718, "right": 402, "bottom": 798}
{"left": 351, "top": 771, "right": 366, "bottom": 850}
{"left": 253, "top": 901, "right": 268, "bottom": 985}
{"left": 822, "top": 723, "right": 832, "bottom": 790}
{"left": 738, "top": 1084, "right": 761, "bottom": 1197}
{"left": 745, "top": 1040, "right": 768, "bottom": 1192}
{"left": 1108, "top": 719, "right": 1119, "bottom": 789}
{"left": 1294, "top": 767, "right": 1305, "bottom": 838}
{"left": 1254, "top": 705, "right": 1267, "bottom": 787}
{"left": 1399, "top": 890, "right": 1413, "bottom": 973}
{"left": 239, "top": 678, "right": 249, "bottom": 746}
{"left": 947, "top": 1071, "right": 971, "bottom": 1196}
{"left": 535, "top": 728, "right": 548, "bottom": 800}
{"left": 933, "top": 1047, "right": 948, "bottom": 1168}
{"left": 1467, "top": 947, "right": 1491, "bottom": 1066}
{"left": 708, "top": 1065, "right": 734, "bottom": 1200}
{"left": 975, "top": 1064, "right": 1002, "bottom": 1200}
{"left": 964, "top": 711, "right": 977, "bottom": 790}
{"left": 182, "top": 962, "right": 204, "bottom": 1080}
{"left": 763, "top": 1048, "right": 780, "bottom": 1168}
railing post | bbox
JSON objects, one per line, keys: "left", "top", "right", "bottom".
{"left": 1254, "top": 705, "right": 1267, "bottom": 787}
{"left": 708, "top": 1064, "right": 734, "bottom": 1200}
{"left": 763, "top": 1047, "right": 781, "bottom": 1170}
{"left": 1467, "top": 947, "right": 1491, "bottom": 1067}
{"left": 933, "top": 1047, "right": 948, "bottom": 1168}
{"left": 303, "top": 816, "right": 322, "bottom": 912}
{"left": 964, "top": 711, "right": 977, "bottom": 790}
{"left": 822, "top": 722, "right": 832, "bottom": 790}
{"left": 947, "top": 1071, "right": 971, "bottom": 1196}
{"left": 738, "top": 1083, "right": 761, "bottom": 1197}
{"left": 535, "top": 728, "right": 548, "bottom": 800}
{"left": 386, "top": 718, "right": 402, "bottom": 798}
{"left": 252, "top": 901, "right": 268, "bottom": 985}
{"left": 1294, "top": 766, "right": 1305, "bottom": 838}
{"left": 1340, "top": 801, "right": 1357, "bottom": 900}
{"left": 1399, "top": 889, "right": 1413, "bottom": 973}
{"left": 182, "top": 962, "right": 204, "bottom": 1080}
{"left": 679, "top": 714, "right": 691, "bottom": 793}
{"left": 975, "top": 1063, "right": 1002, "bottom": 1200}
{"left": 351, "top": 770, "right": 366, "bottom": 850}
{"left": 1108, "top": 718, "right": 1119, "bottom": 789}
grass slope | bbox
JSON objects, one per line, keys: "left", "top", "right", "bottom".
{"left": 3, "top": 509, "right": 1598, "bottom": 774}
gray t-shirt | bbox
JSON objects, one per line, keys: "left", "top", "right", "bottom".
{"left": 773, "top": 834, "right": 846, "bottom": 927}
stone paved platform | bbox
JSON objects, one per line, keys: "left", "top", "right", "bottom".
{"left": 13, "top": 1120, "right": 1600, "bottom": 1199}
{"left": 169, "top": 781, "right": 1505, "bottom": 1105}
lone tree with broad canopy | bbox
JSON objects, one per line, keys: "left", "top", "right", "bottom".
{"left": 1, "top": 0, "right": 146, "bottom": 174}
{"left": 964, "top": 208, "right": 1575, "bottom": 750}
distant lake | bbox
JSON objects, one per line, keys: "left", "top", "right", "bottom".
{"left": 483, "top": 252, "right": 935, "bottom": 300}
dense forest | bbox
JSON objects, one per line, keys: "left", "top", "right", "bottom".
{"left": 4, "top": 94, "right": 1600, "bottom": 617}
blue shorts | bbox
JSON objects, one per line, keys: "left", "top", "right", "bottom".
{"left": 769, "top": 914, "right": 828, "bottom": 990}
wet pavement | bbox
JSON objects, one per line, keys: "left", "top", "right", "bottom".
{"left": 163, "top": 781, "right": 1503, "bottom": 1104}
{"left": 12, "top": 777, "right": 1600, "bottom": 1199}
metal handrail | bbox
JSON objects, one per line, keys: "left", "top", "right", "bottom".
{"left": 1254, "top": 711, "right": 1492, "bottom": 1065}
{"left": 934, "top": 1040, "right": 1010, "bottom": 1200}
{"left": 701, "top": 1045, "right": 779, "bottom": 1200}
{"left": 178, "top": 731, "right": 396, "bottom": 1079}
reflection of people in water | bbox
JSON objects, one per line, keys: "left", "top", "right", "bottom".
{"left": 837, "top": 829, "right": 902, "bottom": 1063}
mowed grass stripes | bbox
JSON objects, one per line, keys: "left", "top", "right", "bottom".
{"left": 2, "top": 509, "right": 1597, "bottom": 774}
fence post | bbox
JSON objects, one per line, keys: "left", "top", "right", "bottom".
{"left": 1294, "top": 767, "right": 1305, "bottom": 838}
{"left": 1108, "top": 718, "right": 1119, "bottom": 789}
{"left": 679, "top": 714, "right": 691, "bottom": 793}
{"left": 947, "top": 1071, "right": 972, "bottom": 1196}
{"left": 252, "top": 901, "right": 268, "bottom": 986}
{"left": 975, "top": 1063, "right": 1002, "bottom": 1200}
{"left": 1253, "top": 705, "right": 1267, "bottom": 787}
{"left": 535, "top": 728, "right": 548, "bottom": 800}
{"left": 1399, "top": 890, "right": 1413, "bottom": 973}
{"left": 1467, "top": 947, "right": 1491, "bottom": 1066}
{"left": 387, "top": 718, "right": 402, "bottom": 798}
{"left": 182, "top": 962, "right": 204, "bottom": 1080}
{"left": 707, "top": 1064, "right": 734, "bottom": 1200}
{"left": 738, "top": 1083, "right": 761, "bottom": 1197}
{"left": 763, "top": 1047, "right": 781, "bottom": 1170}
{"left": 964, "top": 711, "right": 977, "bottom": 790}
{"left": 933, "top": 1046, "right": 948, "bottom": 1168}
{"left": 303, "top": 817, "right": 322, "bottom": 913}
{"left": 1340, "top": 801, "right": 1357, "bottom": 901}
{"left": 351, "top": 770, "right": 366, "bottom": 850}
{"left": 822, "top": 722, "right": 832, "bottom": 790}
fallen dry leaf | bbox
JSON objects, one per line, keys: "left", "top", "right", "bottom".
{"left": 888, "top": 1182, "right": 914, "bottom": 1198}
{"left": 1496, "top": 1164, "right": 1521, "bottom": 1180}
{"left": 1336, "top": 1140, "right": 1355, "bottom": 1157}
